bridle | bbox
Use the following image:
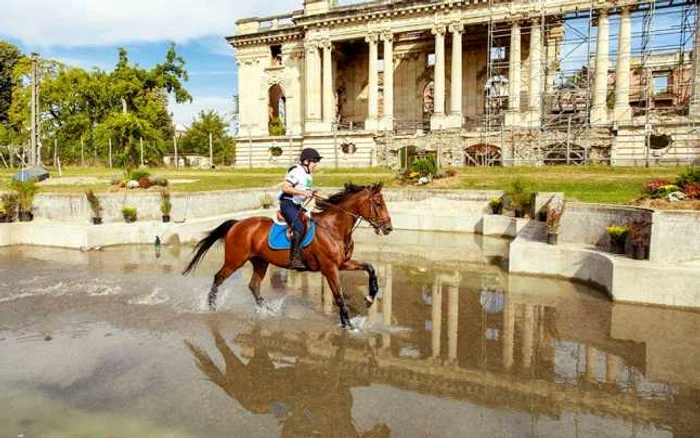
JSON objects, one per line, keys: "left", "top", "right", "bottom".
{"left": 313, "top": 193, "right": 390, "bottom": 234}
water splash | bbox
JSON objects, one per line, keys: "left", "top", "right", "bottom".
{"left": 256, "top": 297, "right": 287, "bottom": 317}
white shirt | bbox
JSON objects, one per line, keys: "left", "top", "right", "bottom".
{"left": 283, "top": 164, "right": 313, "bottom": 205}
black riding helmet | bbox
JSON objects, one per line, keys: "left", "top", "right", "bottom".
{"left": 300, "top": 148, "right": 323, "bottom": 163}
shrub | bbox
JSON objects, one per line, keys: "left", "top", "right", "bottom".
{"left": 642, "top": 179, "right": 672, "bottom": 196}
{"left": 268, "top": 117, "right": 286, "bottom": 136}
{"left": 11, "top": 178, "right": 39, "bottom": 212}
{"left": 683, "top": 182, "right": 700, "bottom": 199}
{"left": 121, "top": 207, "right": 137, "bottom": 222}
{"left": 1, "top": 192, "right": 18, "bottom": 218}
{"left": 260, "top": 192, "right": 274, "bottom": 208}
{"left": 504, "top": 178, "right": 533, "bottom": 214}
{"left": 128, "top": 169, "right": 151, "bottom": 182}
{"left": 675, "top": 166, "right": 700, "bottom": 188}
{"left": 488, "top": 197, "right": 502, "bottom": 208}
{"left": 85, "top": 189, "right": 102, "bottom": 218}
{"left": 546, "top": 202, "right": 565, "bottom": 233}
{"left": 410, "top": 154, "right": 437, "bottom": 177}
{"left": 628, "top": 218, "right": 651, "bottom": 246}
{"left": 160, "top": 189, "right": 172, "bottom": 216}
{"left": 269, "top": 146, "right": 283, "bottom": 157}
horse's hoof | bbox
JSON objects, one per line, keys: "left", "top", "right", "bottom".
{"left": 364, "top": 295, "right": 374, "bottom": 308}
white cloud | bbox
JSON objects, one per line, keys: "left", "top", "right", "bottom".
{"left": 1, "top": 0, "right": 301, "bottom": 47}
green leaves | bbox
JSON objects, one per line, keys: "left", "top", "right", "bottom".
{"left": 179, "top": 110, "right": 235, "bottom": 165}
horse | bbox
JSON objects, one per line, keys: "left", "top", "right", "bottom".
{"left": 182, "top": 182, "right": 393, "bottom": 328}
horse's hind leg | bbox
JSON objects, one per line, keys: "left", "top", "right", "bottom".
{"left": 209, "top": 258, "right": 246, "bottom": 310}
{"left": 248, "top": 257, "right": 269, "bottom": 307}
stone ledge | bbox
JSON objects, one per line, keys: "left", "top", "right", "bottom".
{"left": 509, "top": 236, "right": 700, "bottom": 308}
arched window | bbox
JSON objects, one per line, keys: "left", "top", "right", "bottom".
{"left": 268, "top": 84, "right": 286, "bottom": 136}
{"left": 464, "top": 144, "right": 501, "bottom": 166}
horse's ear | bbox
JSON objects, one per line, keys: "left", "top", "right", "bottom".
{"left": 373, "top": 182, "right": 383, "bottom": 192}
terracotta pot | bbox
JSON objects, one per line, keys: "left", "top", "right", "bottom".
{"left": 632, "top": 243, "right": 647, "bottom": 260}
{"left": 547, "top": 232, "right": 558, "bottom": 245}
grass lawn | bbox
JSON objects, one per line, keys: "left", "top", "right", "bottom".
{"left": 0, "top": 165, "right": 688, "bottom": 204}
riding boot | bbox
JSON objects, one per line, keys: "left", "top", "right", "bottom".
{"left": 289, "top": 230, "right": 306, "bottom": 270}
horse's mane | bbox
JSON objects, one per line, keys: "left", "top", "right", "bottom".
{"left": 314, "top": 182, "right": 383, "bottom": 213}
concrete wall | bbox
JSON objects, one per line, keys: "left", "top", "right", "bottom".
{"left": 559, "top": 203, "right": 654, "bottom": 254}
{"left": 650, "top": 210, "right": 700, "bottom": 264}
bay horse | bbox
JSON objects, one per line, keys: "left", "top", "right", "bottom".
{"left": 182, "top": 183, "right": 393, "bottom": 328}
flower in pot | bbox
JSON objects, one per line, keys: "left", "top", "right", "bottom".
{"left": 85, "top": 189, "right": 103, "bottom": 225}
{"left": 488, "top": 197, "right": 503, "bottom": 215}
{"left": 628, "top": 218, "right": 651, "bottom": 260}
{"left": 0, "top": 192, "right": 18, "bottom": 223}
{"left": 260, "top": 192, "right": 274, "bottom": 209}
{"left": 606, "top": 224, "right": 629, "bottom": 255}
{"left": 11, "top": 178, "right": 39, "bottom": 222}
{"left": 545, "top": 202, "right": 565, "bottom": 245}
{"left": 160, "top": 188, "right": 172, "bottom": 222}
{"left": 122, "top": 206, "right": 138, "bottom": 223}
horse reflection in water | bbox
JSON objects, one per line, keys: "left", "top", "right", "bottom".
{"left": 184, "top": 326, "right": 390, "bottom": 438}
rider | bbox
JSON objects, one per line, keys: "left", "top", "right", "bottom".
{"left": 280, "top": 148, "right": 322, "bottom": 269}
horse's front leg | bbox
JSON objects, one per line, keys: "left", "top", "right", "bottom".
{"left": 339, "top": 259, "right": 379, "bottom": 308}
{"left": 322, "top": 265, "right": 353, "bottom": 329}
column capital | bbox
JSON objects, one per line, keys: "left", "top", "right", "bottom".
{"left": 304, "top": 40, "right": 320, "bottom": 51}
{"left": 319, "top": 39, "right": 332, "bottom": 50}
{"left": 380, "top": 30, "right": 394, "bottom": 42}
{"left": 431, "top": 25, "right": 446, "bottom": 36}
{"left": 365, "top": 32, "right": 379, "bottom": 44}
{"left": 448, "top": 22, "right": 463, "bottom": 34}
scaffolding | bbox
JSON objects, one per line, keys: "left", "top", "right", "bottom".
{"left": 481, "top": 0, "right": 700, "bottom": 166}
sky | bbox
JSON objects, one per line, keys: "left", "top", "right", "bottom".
{"left": 0, "top": 0, "right": 304, "bottom": 128}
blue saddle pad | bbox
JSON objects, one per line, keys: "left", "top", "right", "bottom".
{"left": 268, "top": 221, "right": 316, "bottom": 250}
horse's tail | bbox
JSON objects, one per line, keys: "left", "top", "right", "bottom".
{"left": 182, "top": 219, "right": 238, "bottom": 275}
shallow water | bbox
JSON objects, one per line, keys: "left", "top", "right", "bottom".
{"left": 1, "top": 229, "right": 699, "bottom": 437}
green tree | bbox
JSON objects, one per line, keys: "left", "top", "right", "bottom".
{"left": 179, "top": 110, "right": 235, "bottom": 165}
{"left": 0, "top": 41, "right": 22, "bottom": 124}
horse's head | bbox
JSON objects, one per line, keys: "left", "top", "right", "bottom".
{"left": 357, "top": 183, "right": 393, "bottom": 235}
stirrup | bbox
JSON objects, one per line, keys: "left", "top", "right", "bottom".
{"left": 290, "top": 259, "right": 306, "bottom": 270}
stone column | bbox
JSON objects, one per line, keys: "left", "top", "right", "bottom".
{"left": 527, "top": 18, "right": 543, "bottom": 126}
{"left": 322, "top": 40, "right": 334, "bottom": 125}
{"left": 449, "top": 23, "right": 463, "bottom": 128}
{"left": 591, "top": 9, "right": 610, "bottom": 125}
{"left": 431, "top": 25, "right": 446, "bottom": 130}
{"left": 365, "top": 33, "right": 379, "bottom": 130}
{"left": 381, "top": 31, "right": 394, "bottom": 130}
{"left": 691, "top": 10, "right": 700, "bottom": 118}
{"left": 447, "top": 285, "right": 459, "bottom": 362}
{"left": 506, "top": 20, "right": 522, "bottom": 127}
{"left": 431, "top": 278, "right": 443, "bottom": 358}
{"left": 304, "top": 41, "right": 322, "bottom": 131}
{"left": 586, "top": 346, "right": 598, "bottom": 381}
{"left": 614, "top": 7, "right": 632, "bottom": 122}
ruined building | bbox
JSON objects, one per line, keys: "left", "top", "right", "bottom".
{"left": 228, "top": 0, "right": 700, "bottom": 168}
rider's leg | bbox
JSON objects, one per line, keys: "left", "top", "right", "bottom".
{"left": 280, "top": 200, "right": 306, "bottom": 269}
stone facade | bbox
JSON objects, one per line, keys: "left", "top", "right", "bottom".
{"left": 228, "top": 0, "right": 700, "bottom": 168}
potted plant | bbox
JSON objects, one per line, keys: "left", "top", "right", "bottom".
{"left": 628, "top": 218, "right": 651, "bottom": 260}
{"left": 545, "top": 203, "right": 565, "bottom": 245}
{"left": 606, "top": 224, "right": 629, "bottom": 255}
{"left": 260, "top": 192, "right": 274, "bottom": 209}
{"left": 504, "top": 178, "right": 532, "bottom": 218}
{"left": 122, "top": 206, "right": 138, "bottom": 223}
{"left": 160, "top": 188, "right": 172, "bottom": 222}
{"left": 488, "top": 197, "right": 503, "bottom": 215}
{"left": 11, "top": 178, "right": 39, "bottom": 222}
{"left": 85, "top": 189, "right": 103, "bottom": 225}
{"left": 0, "top": 193, "right": 18, "bottom": 223}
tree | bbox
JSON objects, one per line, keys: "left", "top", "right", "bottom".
{"left": 0, "top": 41, "right": 22, "bottom": 124}
{"left": 179, "top": 110, "right": 235, "bottom": 165}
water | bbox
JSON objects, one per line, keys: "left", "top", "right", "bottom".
{"left": 0, "top": 230, "right": 699, "bottom": 437}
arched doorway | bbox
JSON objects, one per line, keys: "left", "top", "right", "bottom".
{"left": 542, "top": 143, "right": 586, "bottom": 165}
{"left": 268, "top": 84, "right": 286, "bottom": 136}
{"left": 464, "top": 144, "right": 502, "bottom": 166}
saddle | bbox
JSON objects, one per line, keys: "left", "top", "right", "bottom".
{"left": 268, "top": 210, "right": 316, "bottom": 250}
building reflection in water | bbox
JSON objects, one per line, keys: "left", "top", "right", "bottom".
{"left": 186, "top": 258, "right": 700, "bottom": 437}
